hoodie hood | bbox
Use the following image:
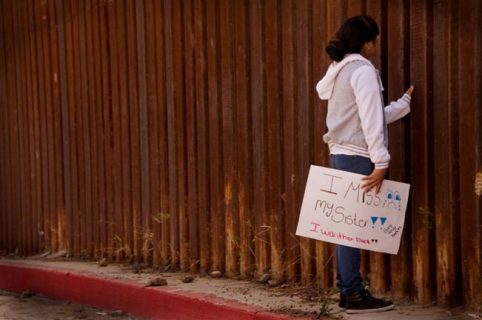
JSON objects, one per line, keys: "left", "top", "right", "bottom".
{"left": 315, "top": 54, "right": 374, "bottom": 100}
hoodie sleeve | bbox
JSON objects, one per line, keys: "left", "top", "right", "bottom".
{"left": 385, "top": 93, "right": 411, "bottom": 124}
{"left": 350, "top": 65, "right": 390, "bottom": 169}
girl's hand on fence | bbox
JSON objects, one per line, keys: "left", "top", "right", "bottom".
{"left": 361, "top": 168, "right": 387, "bottom": 194}
{"left": 406, "top": 85, "right": 414, "bottom": 96}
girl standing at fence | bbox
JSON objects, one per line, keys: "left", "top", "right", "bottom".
{"left": 315, "top": 15, "right": 414, "bottom": 313}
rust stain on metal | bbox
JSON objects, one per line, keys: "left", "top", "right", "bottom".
{"left": 475, "top": 172, "right": 482, "bottom": 196}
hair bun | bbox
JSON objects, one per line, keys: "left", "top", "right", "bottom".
{"left": 325, "top": 40, "right": 346, "bottom": 62}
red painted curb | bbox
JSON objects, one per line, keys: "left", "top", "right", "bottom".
{"left": 0, "top": 263, "right": 308, "bottom": 320}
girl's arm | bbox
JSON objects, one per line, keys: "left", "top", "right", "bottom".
{"left": 384, "top": 86, "right": 414, "bottom": 124}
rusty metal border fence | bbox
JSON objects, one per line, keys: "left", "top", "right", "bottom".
{"left": 0, "top": 0, "right": 480, "bottom": 308}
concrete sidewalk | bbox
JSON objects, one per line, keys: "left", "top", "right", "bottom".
{"left": 0, "top": 258, "right": 478, "bottom": 320}
{"left": 0, "top": 259, "right": 310, "bottom": 320}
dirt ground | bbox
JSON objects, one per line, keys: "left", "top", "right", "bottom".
{"left": 0, "top": 289, "right": 136, "bottom": 320}
{"left": 0, "top": 257, "right": 480, "bottom": 320}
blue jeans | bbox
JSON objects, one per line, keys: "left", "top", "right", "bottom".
{"left": 330, "top": 154, "right": 374, "bottom": 295}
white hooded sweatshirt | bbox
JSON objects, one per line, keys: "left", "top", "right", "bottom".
{"left": 316, "top": 54, "right": 411, "bottom": 169}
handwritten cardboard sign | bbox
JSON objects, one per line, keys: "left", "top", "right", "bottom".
{"left": 296, "top": 165, "right": 410, "bottom": 254}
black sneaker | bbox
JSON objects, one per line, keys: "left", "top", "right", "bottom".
{"left": 339, "top": 288, "right": 369, "bottom": 311}
{"left": 339, "top": 292, "right": 346, "bottom": 310}
{"left": 346, "top": 289, "right": 394, "bottom": 314}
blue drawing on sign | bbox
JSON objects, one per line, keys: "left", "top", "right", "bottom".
{"left": 383, "top": 189, "right": 401, "bottom": 211}
{"left": 371, "top": 216, "right": 388, "bottom": 228}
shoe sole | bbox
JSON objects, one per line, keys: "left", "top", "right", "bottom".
{"left": 346, "top": 303, "right": 394, "bottom": 314}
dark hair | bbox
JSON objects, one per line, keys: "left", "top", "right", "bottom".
{"left": 326, "top": 15, "right": 379, "bottom": 62}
